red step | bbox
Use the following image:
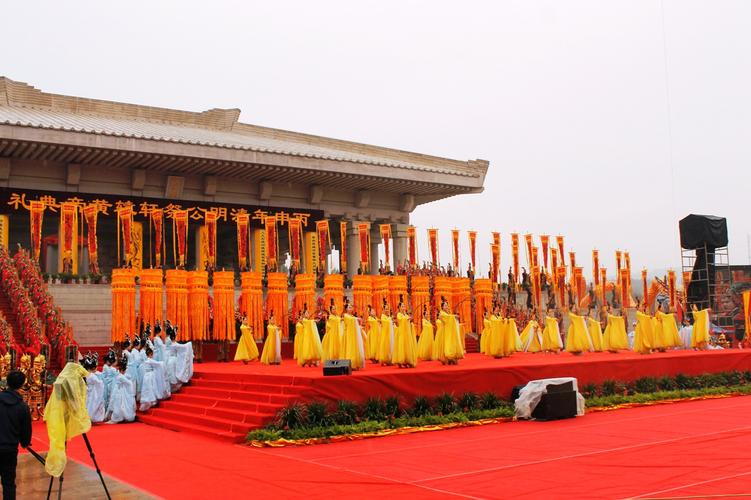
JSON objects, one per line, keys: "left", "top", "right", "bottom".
{"left": 137, "top": 413, "right": 246, "bottom": 443}
{"left": 465, "top": 334, "right": 480, "bottom": 354}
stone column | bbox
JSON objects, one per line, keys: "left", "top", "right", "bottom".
{"left": 370, "top": 225, "right": 381, "bottom": 275}
{"left": 346, "top": 221, "right": 361, "bottom": 280}
{"left": 392, "top": 223, "right": 409, "bottom": 272}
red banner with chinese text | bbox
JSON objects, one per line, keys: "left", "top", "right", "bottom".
{"left": 620, "top": 268, "right": 630, "bottom": 309}
{"left": 540, "top": 235, "right": 550, "bottom": 271}
{"left": 551, "top": 247, "right": 559, "bottom": 287}
{"left": 151, "top": 208, "right": 164, "bottom": 268}
{"left": 492, "top": 231, "right": 500, "bottom": 247}
{"left": 556, "top": 235, "right": 565, "bottom": 266}
{"left": 557, "top": 265, "right": 567, "bottom": 308}
{"left": 236, "top": 213, "right": 249, "bottom": 271}
{"left": 600, "top": 268, "right": 608, "bottom": 305}
{"left": 407, "top": 226, "right": 417, "bottom": 267}
{"left": 174, "top": 209, "right": 188, "bottom": 268}
{"left": 205, "top": 210, "right": 218, "bottom": 269}
{"left": 468, "top": 231, "right": 477, "bottom": 271}
{"left": 642, "top": 269, "right": 649, "bottom": 308}
{"left": 491, "top": 243, "right": 500, "bottom": 283}
{"left": 668, "top": 269, "right": 676, "bottom": 310}
{"left": 451, "top": 229, "right": 460, "bottom": 270}
{"left": 380, "top": 224, "right": 392, "bottom": 270}
{"left": 358, "top": 223, "right": 370, "bottom": 271}
{"left": 60, "top": 202, "right": 77, "bottom": 270}
{"left": 288, "top": 217, "right": 302, "bottom": 268}
{"left": 592, "top": 249, "right": 600, "bottom": 286}
{"left": 83, "top": 204, "right": 99, "bottom": 273}
{"left": 316, "top": 220, "right": 330, "bottom": 270}
{"left": 339, "top": 220, "right": 348, "bottom": 273}
{"left": 265, "top": 216, "right": 278, "bottom": 270}
{"left": 511, "top": 233, "right": 519, "bottom": 285}
{"left": 524, "top": 234, "right": 533, "bottom": 268}
{"left": 29, "top": 200, "right": 45, "bottom": 262}
{"left": 428, "top": 228, "right": 438, "bottom": 268}
{"left": 574, "top": 267, "right": 584, "bottom": 304}
{"left": 118, "top": 205, "right": 134, "bottom": 265}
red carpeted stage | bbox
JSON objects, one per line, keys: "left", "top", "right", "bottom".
{"left": 139, "top": 349, "right": 751, "bottom": 442}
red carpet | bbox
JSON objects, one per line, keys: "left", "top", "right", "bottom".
{"left": 28, "top": 395, "right": 751, "bottom": 499}
{"left": 138, "top": 349, "right": 751, "bottom": 442}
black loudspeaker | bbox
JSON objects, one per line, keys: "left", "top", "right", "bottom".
{"left": 323, "top": 359, "right": 352, "bottom": 376}
{"left": 679, "top": 214, "right": 728, "bottom": 250}
{"left": 531, "top": 382, "right": 577, "bottom": 421}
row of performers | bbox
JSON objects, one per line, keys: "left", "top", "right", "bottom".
{"left": 235, "top": 299, "right": 714, "bottom": 367}
{"left": 485, "top": 304, "right": 712, "bottom": 355}
{"left": 235, "top": 296, "right": 465, "bottom": 368}
{"left": 81, "top": 320, "right": 194, "bottom": 424}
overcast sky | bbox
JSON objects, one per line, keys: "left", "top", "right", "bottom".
{"left": 3, "top": 1, "right": 750, "bottom": 274}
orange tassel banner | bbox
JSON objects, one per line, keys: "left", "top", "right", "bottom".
{"left": 532, "top": 246, "right": 539, "bottom": 269}
{"left": 110, "top": 268, "right": 136, "bottom": 342}
{"left": 187, "top": 271, "right": 209, "bottom": 341}
{"left": 511, "top": 233, "right": 520, "bottom": 285}
{"left": 380, "top": 224, "right": 392, "bottom": 271}
{"left": 540, "top": 235, "right": 550, "bottom": 272}
{"left": 410, "top": 276, "right": 430, "bottom": 335}
{"left": 451, "top": 229, "right": 460, "bottom": 270}
{"left": 593, "top": 249, "right": 600, "bottom": 286}
{"left": 266, "top": 273, "right": 289, "bottom": 339}
{"left": 339, "top": 220, "right": 348, "bottom": 274}
{"left": 236, "top": 213, "right": 249, "bottom": 271}
{"left": 600, "top": 268, "right": 608, "bottom": 306}
{"left": 205, "top": 210, "right": 218, "bottom": 270}
{"left": 556, "top": 235, "right": 565, "bottom": 266}
{"left": 491, "top": 243, "right": 500, "bottom": 284}
{"left": 83, "top": 204, "right": 99, "bottom": 274}
{"left": 324, "top": 274, "right": 345, "bottom": 316}
{"left": 428, "top": 228, "right": 439, "bottom": 268}
{"left": 668, "top": 270, "right": 677, "bottom": 310}
{"left": 139, "top": 269, "right": 163, "bottom": 329}
{"left": 352, "top": 275, "right": 373, "bottom": 318}
{"left": 316, "top": 220, "right": 330, "bottom": 271}
{"left": 492, "top": 232, "right": 500, "bottom": 247}
{"left": 240, "top": 272, "right": 264, "bottom": 340}
{"left": 388, "top": 275, "right": 408, "bottom": 313}
{"left": 372, "top": 275, "right": 389, "bottom": 315}
{"left": 29, "top": 200, "right": 45, "bottom": 262}
{"left": 288, "top": 218, "right": 302, "bottom": 270}
{"left": 407, "top": 226, "right": 417, "bottom": 267}
{"left": 165, "top": 270, "right": 189, "bottom": 340}
{"left": 642, "top": 269, "right": 649, "bottom": 309}
{"left": 551, "top": 248, "right": 559, "bottom": 287}
{"left": 468, "top": 231, "right": 477, "bottom": 272}
{"left": 266, "top": 216, "right": 279, "bottom": 271}
{"left": 358, "top": 223, "right": 370, "bottom": 272}
{"left": 292, "top": 273, "right": 316, "bottom": 322}
{"left": 151, "top": 208, "right": 164, "bottom": 268}
{"left": 212, "top": 271, "right": 235, "bottom": 341}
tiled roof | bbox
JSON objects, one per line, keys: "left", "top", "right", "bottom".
{"left": 0, "top": 78, "right": 487, "bottom": 180}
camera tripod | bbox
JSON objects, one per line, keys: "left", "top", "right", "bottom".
{"left": 27, "top": 432, "right": 111, "bottom": 500}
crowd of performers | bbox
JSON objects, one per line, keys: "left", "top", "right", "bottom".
{"left": 234, "top": 290, "right": 714, "bottom": 370}
{"left": 80, "top": 320, "right": 194, "bottom": 424}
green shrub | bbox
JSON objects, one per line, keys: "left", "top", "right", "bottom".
{"left": 480, "top": 392, "right": 501, "bottom": 410}
{"left": 333, "top": 400, "right": 359, "bottom": 425}
{"left": 581, "top": 383, "right": 597, "bottom": 398}
{"left": 434, "top": 393, "right": 457, "bottom": 415}
{"left": 725, "top": 371, "right": 744, "bottom": 386}
{"left": 634, "top": 377, "right": 658, "bottom": 394}
{"left": 657, "top": 376, "right": 677, "bottom": 391}
{"left": 458, "top": 392, "right": 479, "bottom": 411}
{"left": 601, "top": 380, "right": 617, "bottom": 396}
{"left": 362, "top": 398, "right": 386, "bottom": 421}
{"left": 275, "top": 403, "right": 307, "bottom": 429}
{"left": 675, "top": 373, "right": 691, "bottom": 390}
{"left": 384, "top": 396, "right": 401, "bottom": 417}
{"left": 306, "top": 401, "right": 330, "bottom": 427}
{"left": 410, "top": 396, "right": 433, "bottom": 417}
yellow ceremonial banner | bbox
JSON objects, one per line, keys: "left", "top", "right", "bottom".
{"left": 198, "top": 226, "right": 209, "bottom": 271}
{"left": 130, "top": 222, "right": 143, "bottom": 271}
{"left": 667, "top": 270, "right": 677, "bottom": 310}
{"left": 743, "top": 290, "right": 751, "bottom": 341}
{"left": 511, "top": 233, "right": 519, "bottom": 285}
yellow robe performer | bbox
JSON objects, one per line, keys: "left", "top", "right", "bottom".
{"left": 234, "top": 322, "right": 259, "bottom": 362}
{"left": 378, "top": 313, "right": 395, "bottom": 364}
{"left": 691, "top": 308, "right": 710, "bottom": 348}
{"left": 603, "top": 314, "right": 629, "bottom": 352}
{"left": 587, "top": 317, "right": 604, "bottom": 352}
{"left": 293, "top": 321, "right": 303, "bottom": 361}
{"left": 417, "top": 318, "right": 435, "bottom": 361}
{"left": 342, "top": 312, "right": 366, "bottom": 370}
{"left": 298, "top": 318, "right": 323, "bottom": 366}
{"left": 520, "top": 320, "right": 542, "bottom": 353}
{"left": 633, "top": 311, "right": 654, "bottom": 354}
{"left": 260, "top": 322, "right": 282, "bottom": 364}
{"left": 651, "top": 315, "right": 666, "bottom": 350}
{"left": 393, "top": 312, "right": 418, "bottom": 367}
{"left": 542, "top": 316, "right": 563, "bottom": 352}
{"left": 565, "top": 313, "right": 593, "bottom": 353}
{"left": 480, "top": 316, "right": 491, "bottom": 355}
{"left": 365, "top": 314, "right": 381, "bottom": 362}
{"left": 322, "top": 313, "right": 343, "bottom": 361}
{"left": 657, "top": 311, "right": 682, "bottom": 348}
{"left": 435, "top": 309, "right": 464, "bottom": 364}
